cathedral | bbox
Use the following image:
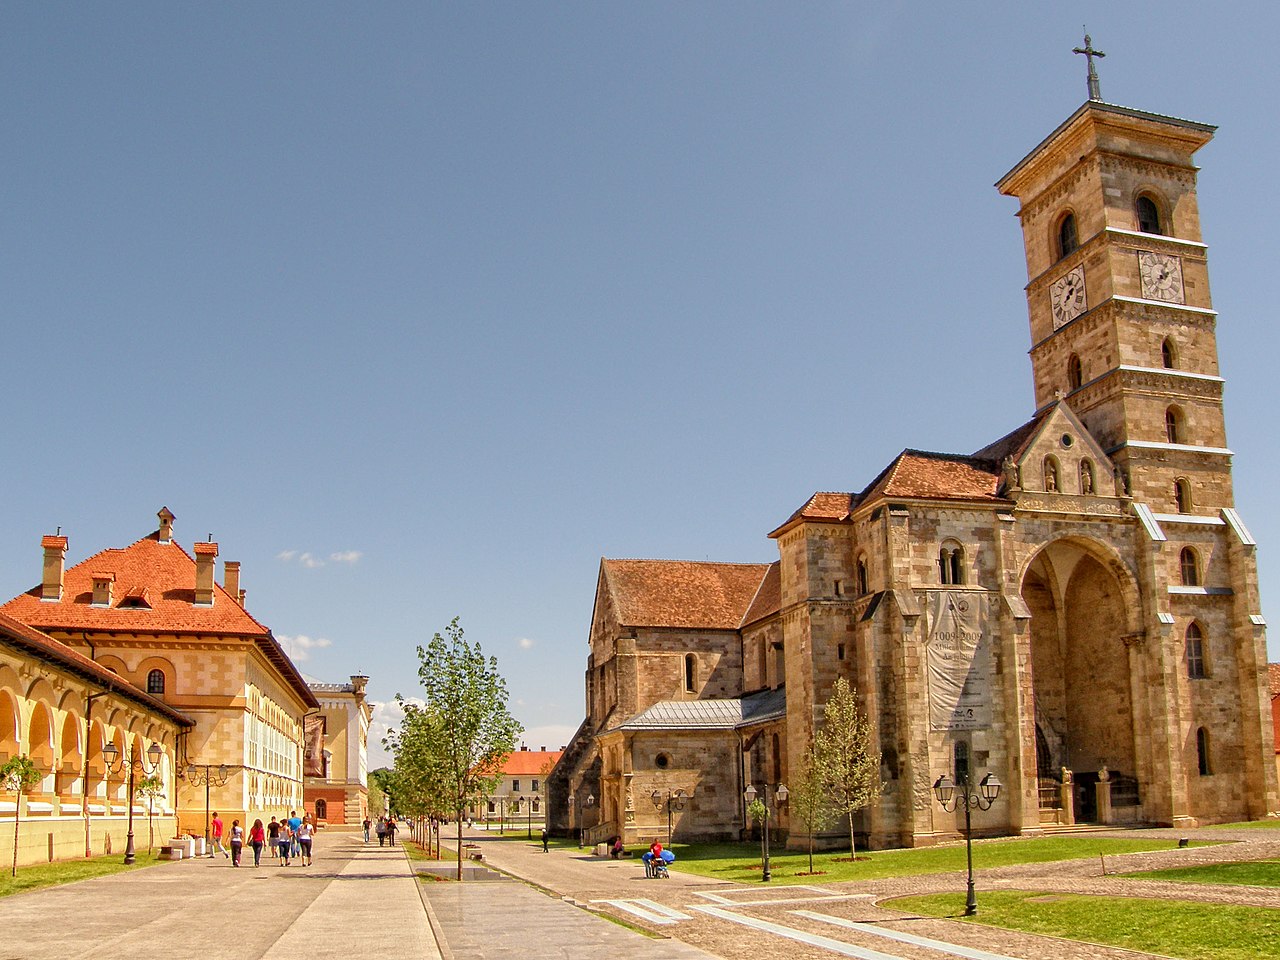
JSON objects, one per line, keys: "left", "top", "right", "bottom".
{"left": 550, "top": 72, "right": 1278, "bottom": 849}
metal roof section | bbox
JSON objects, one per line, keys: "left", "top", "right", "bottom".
{"left": 618, "top": 687, "right": 786, "bottom": 732}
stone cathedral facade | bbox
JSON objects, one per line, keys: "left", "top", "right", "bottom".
{"left": 551, "top": 90, "right": 1278, "bottom": 849}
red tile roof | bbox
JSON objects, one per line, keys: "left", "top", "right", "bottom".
{"left": 0, "top": 612, "right": 193, "bottom": 727}
{"left": 494, "top": 750, "right": 564, "bottom": 776}
{"left": 2, "top": 531, "right": 318, "bottom": 709}
{"left": 859, "top": 449, "right": 1004, "bottom": 504}
{"left": 741, "top": 561, "right": 781, "bottom": 628}
{"left": 602, "top": 559, "right": 772, "bottom": 630}
{"left": 1269, "top": 663, "right": 1280, "bottom": 698}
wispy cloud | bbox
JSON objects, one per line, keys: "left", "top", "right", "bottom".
{"left": 517, "top": 637, "right": 535, "bottom": 650}
{"left": 367, "top": 698, "right": 424, "bottom": 769}
{"left": 276, "top": 633, "right": 333, "bottom": 662}
{"left": 276, "top": 548, "right": 363, "bottom": 569}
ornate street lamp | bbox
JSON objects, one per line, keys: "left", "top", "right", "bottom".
{"left": 743, "top": 782, "right": 788, "bottom": 882}
{"left": 516, "top": 795, "right": 534, "bottom": 839}
{"left": 932, "top": 770, "right": 1003, "bottom": 916}
{"left": 183, "top": 763, "right": 231, "bottom": 855}
{"left": 650, "top": 788, "right": 691, "bottom": 846}
{"left": 102, "top": 741, "right": 163, "bottom": 865}
{"left": 569, "top": 793, "right": 595, "bottom": 848}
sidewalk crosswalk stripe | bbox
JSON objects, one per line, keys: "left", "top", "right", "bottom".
{"left": 690, "top": 905, "right": 907, "bottom": 960}
{"left": 634, "top": 898, "right": 694, "bottom": 921}
{"left": 791, "top": 912, "right": 1020, "bottom": 960}
{"left": 592, "top": 898, "right": 691, "bottom": 925}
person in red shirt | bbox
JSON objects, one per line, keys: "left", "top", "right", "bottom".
{"left": 210, "top": 812, "right": 228, "bottom": 859}
{"left": 248, "top": 819, "right": 266, "bottom": 867}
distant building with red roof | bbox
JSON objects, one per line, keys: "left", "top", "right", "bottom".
{"left": 552, "top": 94, "right": 1278, "bottom": 848}
{"left": 469, "top": 746, "right": 563, "bottom": 828}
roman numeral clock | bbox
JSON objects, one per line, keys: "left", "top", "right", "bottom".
{"left": 1050, "top": 266, "right": 1087, "bottom": 329}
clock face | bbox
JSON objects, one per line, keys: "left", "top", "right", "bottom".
{"left": 1139, "top": 251, "right": 1184, "bottom": 303}
{"left": 1050, "top": 266, "right": 1087, "bottom": 330}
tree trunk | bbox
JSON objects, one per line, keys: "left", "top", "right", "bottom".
{"left": 12, "top": 811, "right": 20, "bottom": 877}
{"left": 848, "top": 809, "right": 856, "bottom": 858}
{"left": 456, "top": 807, "right": 463, "bottom": 881}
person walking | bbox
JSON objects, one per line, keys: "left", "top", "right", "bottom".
{"left": 540, "top": 827, "right": 549, "bottom": 853}
{"left": 376, "top": 817, "right": 386, "bottom": 847}
{"left": 229, "top": 820, "right": 244, "bottom": 867}
{"left": 362, "top": 816, "right": 371, "bottom": 843}
{"left": 297, "top": 814, "right": 314, "bottom": 866}
{"left": 210, "top": 812, "right": 229, "bottom": 859}
{"left": 278, "top": 816, "right": 292, "bottom": 865}
{"left": 267, "top": 816, "right": 280, "bottom": 863}
{"left": 385, "top": 817, "right": 397, "bottom": 846}
{"left": 249, "top": 819, "right": 265, "bottom": 867}
{"left": 288, "top": 810, "right": 303, "bottom": 860}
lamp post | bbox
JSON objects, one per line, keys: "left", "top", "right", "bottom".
{"left": 743, "top": 782, "right": 788, "bottom": 882}
{"left": 570, "top": 793, "right": 595, "bottom": 847}
{"left": 102, "top": 741, "right": 163, "bottom": 865}
{"left": 517, "top": 795, "right": 533, "bottom": 839}
{"left": 932, "top": 771, "right": 1003, "bottom": 917}
{"left": 650, "top": 788, "right": 691, "bottom": 846}
{"left": 184, "top": 763, "right": 231, "bottom": 856}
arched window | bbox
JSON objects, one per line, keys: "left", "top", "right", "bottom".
{"left": 1136, "top": 194, "right": 1163, "bottom": 235}
{"left": 684, "top": 654, "right": 696, "bottom": 693}
{"left": 1165, "top": 406, "right": 1183, "bottom": 444}
{"left": 1067, "top": 354, "right": 1083, "bottom": 391}
{"left": 855, "top": 557, "right": 869, "bottom": 596}
{"left": 938, "top": 544, "right": 965, "bottom": 585}
{"left": 1043, "top": 456, "right": 1060, "bottom": 493}
{"left": 1186, "top": 622, "right": 1207, "bottom": 679}
{"left": 146, "top": 669, "right": 165, "bottom": 695}
{"left": 1174, "top": 478, "right": 1192, "bottom": 513}
{"left": 1196, "top": 727, "right": 1211, "bottom": 776}
{"left": 1161, "top": 337, "right": 1177, "bottom": 369}
{"left": 1179, "top": 547, "right": 1200, "bottom": 587}
{"left": 1079, "top": 460, "right": 1095, "bottom": 495}
{"left": 1058, "top": 213, "right": 1079, "bottom": 260}
{"left": 315, "top": 798, "right": 327, "bottom": 820}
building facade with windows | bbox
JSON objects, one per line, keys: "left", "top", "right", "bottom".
{"left": 552, "top": 90, "right": 1277, "bottom": 848}
{"left": 1, "top": 508, "right": 319, "bottom": 840}
{"left": 303, "top": 676, "right": 371, "bottom": 825}
{"left": 472, "top": 747, "right": 562, "bottom": 829}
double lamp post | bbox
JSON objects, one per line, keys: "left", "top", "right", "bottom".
{"left": 743, "top": 782, "right": 787, "bottom": 882}
{"left": 932, "top": 770, "right": 1002, "bottom": 916}
{"left": 567, "top": 792, "right": 595, "bottom": 847}
{"left": 101, "top": 741, "right": 162, "bottom": 865}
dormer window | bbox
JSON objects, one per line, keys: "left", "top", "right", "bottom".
{"left": 1057, "top": 213, "right": 1079, "bottom": 260}
{"left": 1136, "top": 194, "right": 1163, "bottom": 235}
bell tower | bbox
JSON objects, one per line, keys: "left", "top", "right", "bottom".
{"left": 996, "top": 92, "right": 1233, "bottom": 513}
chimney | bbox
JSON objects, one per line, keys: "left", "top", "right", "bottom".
{"left": 157, "top": 506, "right": 175, "bottom": 544}
{"left": 223, "top": 561, "right": 241, "bottom": 606}
{"left": 194, "top": 541, "right": 218, "bottom": 606}
{"left": 91, "top": 572, "right": 115, "bottom": 607}
{"left": 40, "top": 535, "right": 68, "bottom": 601}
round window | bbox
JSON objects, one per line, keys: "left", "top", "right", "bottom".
{"left": 1061, "top": 434, "right": 1074, "bottom": 447}
{"left": 655, "top": 753, "right": 670, "bottom": 770}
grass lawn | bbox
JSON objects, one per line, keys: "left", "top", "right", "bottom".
{"left": 1209, "top": 819, "right": 1280, "bottom": 830}
{"left": 1122, "top": 859, "right": 1280, "bottom": 887}
{"left": 0, "top": 851, "right": 166, "bottom": 898}
{"left": 666, "top": 836, "right": 1216, "bottom": 885}
{"left": 886, "top": 890, "right": 1280, "bottom": 960}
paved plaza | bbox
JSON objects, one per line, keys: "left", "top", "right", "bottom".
{"left": 0, "top": 824, "right": 1277, "bottom": 959}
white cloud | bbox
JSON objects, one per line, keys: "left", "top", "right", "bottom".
{"left": 276, "top": 550, "right": 297, "bottom": 561}
{"left": 329, "top": 550, "right": 363, "bottom": 564}
{"left": 276, "top": 548, "right": 363, "bottom": 569}
{"left": 276, "top": 633, "right": 332, "bottom": 662}
{"left": 517, "top": 636, "right": 535, "bottom": 650}
{"left": 367, "top": 698, "right": 424, "bottom": 770}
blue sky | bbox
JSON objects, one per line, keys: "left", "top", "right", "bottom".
{"left": 3, "top": 4, "right": 1277, "bottom": 764}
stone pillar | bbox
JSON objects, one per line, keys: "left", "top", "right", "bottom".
{"left": 1095, "top": 768, "right": 1113, "bottom": 825}
{"left": 1059, "top": 774, "right": 1075, "bottom": 826}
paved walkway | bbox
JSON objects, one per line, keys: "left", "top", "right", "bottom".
{"left": 0, "top": 828, "right": 437, "bottom": 960}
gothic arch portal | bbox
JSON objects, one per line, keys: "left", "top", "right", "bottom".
{"left": 1020, "top": 536, "right": 1142, "bottom": 822}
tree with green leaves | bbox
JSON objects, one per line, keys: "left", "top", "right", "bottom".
{"left": 814, "top": 676, "right": 883, "bottom": 858}
{"left": 785, "top": 743, "right": 837, "bottom": 875}
{"left": 137, "top": 774, "right": 164, "bottom": 853}
{"left": 1, "top": 756, "right": 42, "bottom": 877}
{"left": 386, "top": 617, "right": 522, "bottom": 880}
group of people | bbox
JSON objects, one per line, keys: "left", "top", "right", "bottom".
{"left": 210, "top": 810, "right": 316, "bottom": 867}
{"left": 362, "top": 815, "right": 399, "bottom": 846}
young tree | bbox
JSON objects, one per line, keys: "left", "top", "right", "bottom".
{"left": 1, "top": 756, "right": 42, "bottom": 877}
{"left": 137, "top": 774, "right": 164, "bottom": 853}
{"left": 387, "top": 617, "right": 522, "bottom": 880}
{"left": 786, "top": 745, "right": 837, "bottom": 875}
{"left": 815, "top": 676, "right": 883, "bottom": 859}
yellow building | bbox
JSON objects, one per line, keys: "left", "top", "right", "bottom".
{"left": 2, "top": 508, "right": 319, "bottom": 841}
{"left": 303, "top": 676, "right": 371, "bottom": 824}
{"left": 0, "top": 611, "right": 192, "bottom": 866}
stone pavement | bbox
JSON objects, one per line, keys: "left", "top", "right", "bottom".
{"left": 0, "top": 827, "right": 437, "bottom": 960}
{"left": 439, "top": 823, "right": 1280, "bottom": 960}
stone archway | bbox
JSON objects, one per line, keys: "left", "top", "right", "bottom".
{"left": 1021, "top": 538, "right": 1141, "bottom": 823}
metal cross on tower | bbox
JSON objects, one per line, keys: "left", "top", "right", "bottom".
{"left": 1073, "top": 29, "right": 1106, "bottom": 101}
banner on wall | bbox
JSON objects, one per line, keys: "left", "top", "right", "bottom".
{"left": 303, "top": 713, "right": 327, "bottom": 777}
{"left": 925, "top": 592, "right": 991, "bottom": 731}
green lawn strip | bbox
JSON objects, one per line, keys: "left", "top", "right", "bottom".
{"left": 1208, "top": 819, "right": 1280, "bottom": 830}
{"left": 668, "top": 837, "right": 1216, "bottom": 885}
{"left": 1122, "top": 859, "right": 1280, "bottom": 887}
{"left": 886, "top": 890, "right": 1280, "bottom": 960}
{"left": 0, "top": 851, "right": 166, "bottom": 898}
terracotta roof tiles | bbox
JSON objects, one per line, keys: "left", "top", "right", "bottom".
{"left": 859, "top": 449, "right": 1003, "bottom": 504}
{"left": 602, "top": 559, "right": 771, "bottom": 630}
{"left": 740, "top": 562, "right": 781, "bottom": 628}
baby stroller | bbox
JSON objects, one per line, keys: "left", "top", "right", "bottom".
{"left": 644, "top": 849, "right": 675, "bottom": 878}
